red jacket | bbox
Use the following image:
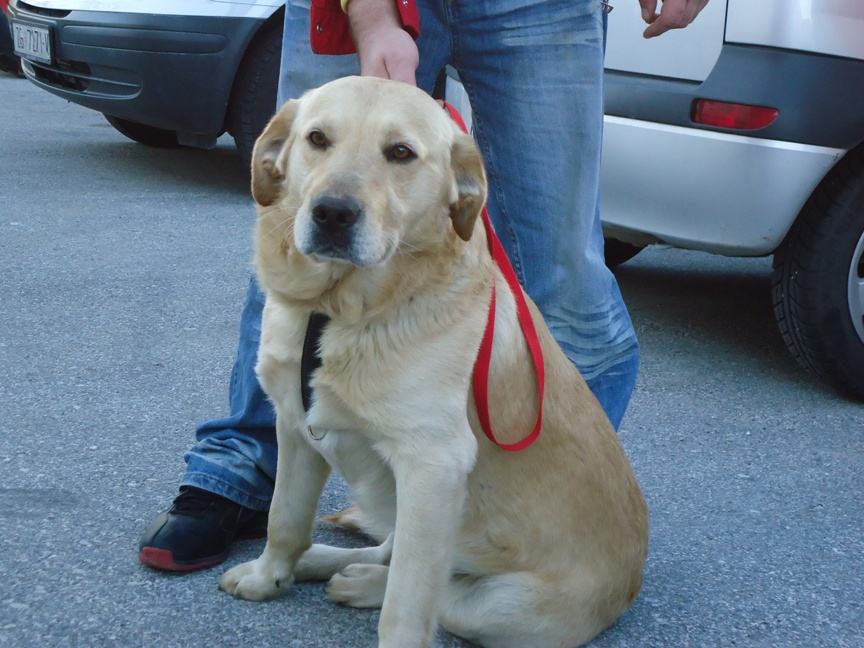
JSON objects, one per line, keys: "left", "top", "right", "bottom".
{"left": 310, "top": 0, "right": 420, "bottom": 55}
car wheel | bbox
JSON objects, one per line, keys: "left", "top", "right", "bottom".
{"left": 772, "top": 147, "right": 864, "bottom": 399}
{"left": 0, "top": 54, "right": 22, "bottom": 77}
{"left": 103, "top": 115, "right": 179, "bottom": 147}
{"left": 229, "top": 18, "right": 283, "bottom": 171}
{"left": 604, "top": 238, "right": 644, "bottom": 269}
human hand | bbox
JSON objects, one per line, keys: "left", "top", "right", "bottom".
{"left": 347, "top": 0, "right": 419, "bottom": 85}
{"left": 638, "top": 0, "right": 710, "bottom": 38}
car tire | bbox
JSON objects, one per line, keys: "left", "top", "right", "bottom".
{"left": 772, "top": 146, "right": 864, "bottom": 399}
{"left": 604, "top": 238, "right": 644, "bottom": 269}
{"left": 0, "top": 54, "right": 22, "bottom": 77}
{"left": 103, "top": 115, "right": 180, "bottom": 148}
{"left": 229, "top": 18, "right": 283, "bottom": 171}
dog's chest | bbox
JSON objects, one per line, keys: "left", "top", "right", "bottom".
{"left": 260, "top": 311, "right": 380, "bottom": 432}
{"left": 263, "top": 300, "right": 474, "bottom": 445}
{"left": 312, "top": 320, "right": 425, "bottom": 424}
{"left": 306, "top": 382, "right": 368, "bottom": 435}
{"left": 296, "top": 315, "right": 369, "bottom": 433}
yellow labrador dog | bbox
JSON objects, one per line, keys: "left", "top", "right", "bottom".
{"left": 219, "top": 76, "right": 648, "bottom": 648}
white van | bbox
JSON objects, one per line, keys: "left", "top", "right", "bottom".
{"left": 600, "top": 1, "right": 864, "bottom": 399}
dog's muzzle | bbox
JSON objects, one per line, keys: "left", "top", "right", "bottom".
{"left": 308, "top": 195, "right": 363, "bottom": 260}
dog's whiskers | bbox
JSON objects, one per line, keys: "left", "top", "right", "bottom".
{"left": 266, "top": 206, "right": 300, "bottom": 237}
{"left": 396, "top": 240, "right": 423, "bottom": 255}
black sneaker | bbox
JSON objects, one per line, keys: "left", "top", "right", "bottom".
{"left": 139, "top": 486, "right": 268, "bottom": 572}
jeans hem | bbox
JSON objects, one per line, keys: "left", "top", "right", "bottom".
{"left": 181, "top": 471, "right": 271, "bottom": 512}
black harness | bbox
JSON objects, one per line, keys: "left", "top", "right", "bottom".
{"left": 300, "top": 312, "right": 330, "bottom": 413}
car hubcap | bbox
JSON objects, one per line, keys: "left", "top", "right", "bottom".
{"left": 849, "top": 229, "right": 864, "bottom": 345}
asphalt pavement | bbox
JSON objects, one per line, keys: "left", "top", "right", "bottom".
{"left": 1, "top": 75, "right": 862, "bottom": 648}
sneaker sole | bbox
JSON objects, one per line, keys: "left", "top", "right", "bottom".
{"left": 139, "top": 547, "right": 228, "bottom": 572}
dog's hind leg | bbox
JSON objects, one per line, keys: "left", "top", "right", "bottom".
{"left": 439, "top": 572, "right": 603, "bottom": 648}
{"left": 294, "top": 533, "right": 393, "bottom": 581}
{"left": 313, "top": 429, "right": 398, "bottom": 542}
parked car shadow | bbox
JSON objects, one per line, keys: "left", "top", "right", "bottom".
{"left": 37, "top": 116, "right": 251, "bottom": 199}
{"left": 614, "top": 247, "right": 828, "bottom": 393}
{"left": 87, "top": 140, "right": 252, "bottom": 197}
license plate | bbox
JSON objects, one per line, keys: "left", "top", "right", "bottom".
{"left": 12, "top": 22, "right": 52, "bottom": 64}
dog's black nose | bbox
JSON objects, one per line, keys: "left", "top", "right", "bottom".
{"left": 311, "top": 196, "right": 361, "bottom": 231}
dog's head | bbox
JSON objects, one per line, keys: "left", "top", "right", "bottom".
{"left": 251, "top": 77, "right": 487, "bottom": 280}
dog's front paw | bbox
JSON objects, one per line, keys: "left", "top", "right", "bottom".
{"left": 326, "top": 563, "right": 388, "bottom": 609}
{"left": 219, "top": 558, "right": 293, "bottom": 601}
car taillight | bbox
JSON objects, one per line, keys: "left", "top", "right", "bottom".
{"left": 691, "top": 99, "right": 779, "bottom": 130}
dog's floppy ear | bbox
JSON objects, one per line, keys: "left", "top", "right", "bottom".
{"left": 449, "top": 132, "right": 488, "bottom": 242}
{"left": 251, "top": 100, "right": 298, "bottom": 207}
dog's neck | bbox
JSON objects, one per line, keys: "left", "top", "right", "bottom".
{"left": 254, "top": 209, "right": 491, "bottom": 326}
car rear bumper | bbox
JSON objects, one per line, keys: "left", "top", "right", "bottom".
{"left": 600, "top": 116, "right": 845, "bottom": 256}
{"left": 8, "top": 0, "right": 268, "bottom": 140}
{"left": 606, "top": 44, "right": 864, "bottom": 151}
{"left": 442, "top": 69, "right": 846, "bottom": 257}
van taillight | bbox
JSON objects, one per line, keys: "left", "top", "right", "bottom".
{"left": 691, "top": 99, "right": 779, "bottom": 130}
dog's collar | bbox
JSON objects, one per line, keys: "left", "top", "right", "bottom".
{"left": 297, "top": 105, "right": 545, "bottom": 453}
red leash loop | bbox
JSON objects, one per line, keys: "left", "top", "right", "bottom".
{"left": 444, "top": 102, "right": 545, "bottom": 452}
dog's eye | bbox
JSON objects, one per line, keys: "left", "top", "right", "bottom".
{"left": 308, "top": 130, "right": 329, "bottom": 149}
{"left": 386, "top": 144, "right": 416, "bottom": 162}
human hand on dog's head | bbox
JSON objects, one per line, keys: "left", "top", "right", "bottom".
{"left": 347, "top": 0, "right": 419, "bottom": 85}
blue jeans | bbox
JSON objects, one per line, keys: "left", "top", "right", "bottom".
{"left": 183, "top": 0, "right": 639, "bottom": 510}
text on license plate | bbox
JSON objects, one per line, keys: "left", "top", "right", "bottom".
{"left": 12, "top": 22, "right": 52, "bottom": 64}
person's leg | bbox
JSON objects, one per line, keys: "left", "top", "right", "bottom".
{"left": 141, "top": 6, "right": 367, "bottom": 572}
{"left": 450, "top": 0, "right": 639, "bottom": 428}
{"left": 182, "top": 278, "right": 278, "bottom": 510}
{"left": 414, "top": 0, "right": 451, "bottom": 93}
{"left": 181, "top": 1, "right": 452, "bottom": 513}
{"left": 180, "top": 6, "right": 362, "bottom": 512}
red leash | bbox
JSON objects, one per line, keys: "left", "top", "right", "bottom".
{"left": 444, "top": 103, "right": 545, "bottom": 452}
